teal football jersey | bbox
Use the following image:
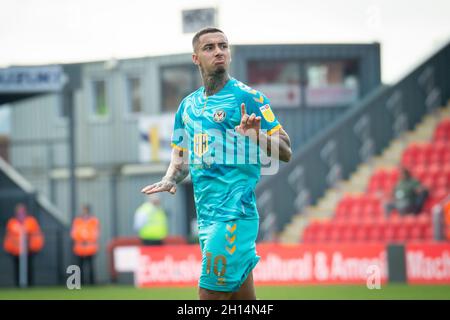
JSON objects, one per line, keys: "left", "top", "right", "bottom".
{"left": 171, "top": 77, "right": 282, "bottom": 225}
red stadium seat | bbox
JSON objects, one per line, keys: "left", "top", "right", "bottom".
{"left": 302, "top": 227, "right": 314, "bottom": 243}
{"left": 412, "top": 164, "right": 427, "bottom": 181}
{"left": 341, "top": 224, "right": 356, "bottom": 242}
{"left": 417, "top": 213, "right": 431, "bottom": 225}
{"left": 402, "top": 145, "right": 418, "bottom": 168}
{"left": 435, "top": 188, "right": 449, "bottom": 201}
{"left": 410, "top": 225, "right": 424, "bottom": 241}
{"left": 396, "top": 224, "right": 409, "bottom": 241}
{"left": 444, "top": 152, "right": 450, "bottom": 164}
{"left": 329, "top": 222, "right": 347, "bottom": 243}
{"left": 349, "top": 206, "right": 362, "bottom": 219}
{"left": 423, "top": 144, "right": 434, "bottom": 163}
{"left": 361, "top": 206, "right": 375, "bottom": 221}
{"left": 436, "top": 175, "right": 449, "bottom": 190}
{"left": 316, "top": 223, "right": 333, "bottom": 243}
{"left": 335, "top": 204, "right": 348, "bottom": 219}
{"left": 422, "top": 176, "right": 434, "bottom": 189}
{"left": 355, "top": 224, "right": 369, "bottom": 242}
{"left": 382, "top": 224, "right": 396, "bottom": 242}
{"left": 367, "top": 224, "right": 383, "bottom": 242}
{"left": 381, "top": 215, "right": 402, "bottom": 242}
{"left": 424, "top": 226, "right": 434, "bottom": 240}
{"left": 303, "top": 222, "right": 321, "bottom": 243}
{"left": 433, "top": 119, "right": 450, "bottom": 142}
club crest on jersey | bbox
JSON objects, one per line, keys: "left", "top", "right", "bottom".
{"left": 213, "top": 109, "right": 226, "bottom": 123}
{"left": 259, "top": 104, "right": 275, "bottom": 123}
{"left": 194, "top": 133, "right": 209, "bottom": 157}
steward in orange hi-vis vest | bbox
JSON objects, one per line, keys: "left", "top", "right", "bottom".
{"left": 71, "top": 209, "right": 100, "bottom": 257}
{"left": 4, "top": 208, "right": 44, "bottom": 256}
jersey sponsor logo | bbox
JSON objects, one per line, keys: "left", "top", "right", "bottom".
{"left": 234, "top": 82, "right": 258, "bottom": 95}
{"left": 213, "top": 109, "right": 226, "bottom": 123}
{"left": 194, "top": 133, "right": 209, "bottom": 157}
{"left": 259, "top": 104, "right": 275, "bottom": 123}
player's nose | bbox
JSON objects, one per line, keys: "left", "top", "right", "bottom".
{"left": 214, "top": 46, "right": 224, "bottom": 56}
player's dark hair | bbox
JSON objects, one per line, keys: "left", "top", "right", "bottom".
{"left": 192, "top": 27, "right": 225, "bottom": 51}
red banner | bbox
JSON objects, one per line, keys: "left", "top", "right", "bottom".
{"left": 406, "top": 242, "right": 450, "bottom": 284}
{"left": 253, "top": 243, "right": 387, "bottom": 285}
{"left": 135, "top": 243, "right": 387, "bottom": 287}
{"left": 135, "top": 245, "right": 202, "bottom": 287}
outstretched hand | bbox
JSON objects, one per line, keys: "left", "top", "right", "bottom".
{"left": 141, "top": 179, "right": 177, "bottom": 195}
{"left": 235, "top": 103, "right": 261, "bottom": 138}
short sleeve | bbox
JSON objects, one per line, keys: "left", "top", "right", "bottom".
{"left": 245, "top": 92, "right": 282, "bottom": 136}
{"left": 171, "top": 101, "right": 188, "bottom": 151}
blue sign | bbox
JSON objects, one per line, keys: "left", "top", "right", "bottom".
{"left": 0, "top": 65, "right": 68, "bottom": 93}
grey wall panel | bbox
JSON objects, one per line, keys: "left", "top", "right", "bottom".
{"left": 27, "top": 174, "right": 50, "bottom": 199}
{"left": 52, "top": 175, "right": 113, "bottom": 283}
{"left": 79, "top": 63, "right": 116, "bottom": 166}
{"left": 232, "top": 43, "right": 381, "bottom": 97}
{"left": 52, "top": 141, "right": 69, "bottom": 168}
{"left": 116, "top": 174, "right": 188, "bottom": 238}
{"left": 11, "top": 94, "right": 45, "bottom": 140}
{"left": 53, "top": 179, "right": 71, "bottom": 222}
{"left": 77, "top": 176, "right": 112, "bottom": 284}
{"left": 11, "top": 93, "right": 67, "bottom": 170}
{"left": 11, "top": 144, "right": 46, "bottom": 169}
{"left": 76, "top": 58, "right": 159, "bottom": 166}
{"left": 149, "top": 53, "right": 193, "bottom": 115}
{"left": 11, "top": 94, "right": 67, "bottom": 141}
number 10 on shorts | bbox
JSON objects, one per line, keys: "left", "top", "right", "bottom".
{"left": 206, "top": 252, "right": 227, "bottom": 283}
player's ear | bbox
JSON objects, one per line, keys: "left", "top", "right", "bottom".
{"left": 192, "top": 53, "right": 199, "bottom": 66}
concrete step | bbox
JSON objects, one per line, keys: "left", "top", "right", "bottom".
{"left": 316, "top": 189, "right": 342, "bottom": 210}
{"left": 304, "top": 207, "right": 333, "bottom": 219}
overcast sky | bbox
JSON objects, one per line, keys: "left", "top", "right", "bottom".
{"left": 0, "top": 0, "right": 449, "bottom": 83}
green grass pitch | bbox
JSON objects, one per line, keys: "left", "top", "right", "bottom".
{"left": 0, "top": 284, "right": 449, "bottom": 300}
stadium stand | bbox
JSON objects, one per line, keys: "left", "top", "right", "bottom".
{"left": 300, "top": 114, "right": 450, "bottom": 244}
{"left": 258, "top": 42, "right": 450, "bottom": 245}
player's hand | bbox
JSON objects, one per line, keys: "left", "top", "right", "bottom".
{"left": 235, "top": 103, "right": 261, "bottom": 138}
{"left": 141, "top": 178, "right": 177, "bottom": 195}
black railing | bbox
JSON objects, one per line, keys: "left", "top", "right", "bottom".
{"left": 274, "top": 106, "right": 346, "bottom": 150}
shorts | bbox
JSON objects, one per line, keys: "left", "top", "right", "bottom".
{"left": 198, "top": 218, "right": 260, "bottom": 292}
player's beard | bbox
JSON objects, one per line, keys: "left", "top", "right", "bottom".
{"left": 201, "top": 65, "right": 229, "bottom": 96}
